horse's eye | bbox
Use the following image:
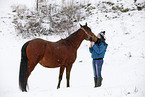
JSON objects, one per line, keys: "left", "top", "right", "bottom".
{"left": 87, "top": 27, "right": 91, "bottom": 32}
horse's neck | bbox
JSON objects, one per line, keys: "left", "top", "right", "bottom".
{"left": 66, "top": 29, "right": 85, "bottom": 50}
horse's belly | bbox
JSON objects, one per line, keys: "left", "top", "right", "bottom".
{"left": 39, "top": 57, "right": 61, "bottom": 68}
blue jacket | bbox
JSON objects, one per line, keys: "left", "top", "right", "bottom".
{"left": 89, "top": 41, "right": 108, "bottom": 59}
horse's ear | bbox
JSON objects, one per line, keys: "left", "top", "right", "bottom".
{"left": 85, "top": 22, "right": 87, "bottom": 26}
{"left": 79, "top": 23, "right": 83, "bottom": 27}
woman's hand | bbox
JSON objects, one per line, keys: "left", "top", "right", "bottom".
{"left": 90, "top": 42, "right": 95, "bottom": 48}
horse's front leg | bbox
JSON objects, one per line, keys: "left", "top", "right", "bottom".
{"left": 66, "top": 72, "right": 70, "bottom": 87}
{"left": 66, "top": 65, "right": 72, "bottom": 87}
{"left": 57, "top": 67, "right": 65, "bottom": 89}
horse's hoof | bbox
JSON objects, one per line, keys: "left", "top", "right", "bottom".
{"left": 57, "top": 86, "right": 60, "bottom": 89}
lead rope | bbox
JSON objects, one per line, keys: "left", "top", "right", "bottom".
{"left": 80, "top": 27, "right": 95, "bottom": 41}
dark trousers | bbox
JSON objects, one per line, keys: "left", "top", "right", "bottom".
{"left": 92, "top": 59, "right": 103, "bottom": 78}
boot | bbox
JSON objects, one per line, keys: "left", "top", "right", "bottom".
{"left": 94, "top": 77, "right": 97, "bottom": 87}
{"left": 96, "top": 77, "right": 103, "bottom": 87}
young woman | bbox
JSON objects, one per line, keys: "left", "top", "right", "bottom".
{"left": 89, "top": 31, "right": 108, "bottom": 87}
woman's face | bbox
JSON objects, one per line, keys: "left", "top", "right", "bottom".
{"left": 97, "top": 34, "right": 101, "bottom": 39}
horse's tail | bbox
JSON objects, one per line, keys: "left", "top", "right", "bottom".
{"left": 19, "top": 42, "right": 29, "bottom": 92}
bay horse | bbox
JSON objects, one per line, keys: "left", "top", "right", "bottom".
{"left": 19, "top": 23, "right": 98, "bottom": 92}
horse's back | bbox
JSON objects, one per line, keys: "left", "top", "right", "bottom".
{"left": 26, "top": 38, "right": 47, "bottom": 62}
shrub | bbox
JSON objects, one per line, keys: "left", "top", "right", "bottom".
{"left": 12, "top": 1, "right": 94, "bottom": 38}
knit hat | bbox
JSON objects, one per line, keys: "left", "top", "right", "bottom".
{"left": 99, "top": 31, "right": 106, "bottom": 40}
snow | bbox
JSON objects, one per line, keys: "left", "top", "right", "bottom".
{"left": 0, "top": 0, "right": 145, "bottom": 97}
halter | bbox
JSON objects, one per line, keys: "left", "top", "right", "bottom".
{"left": 80, "top": 27, "right": 95, "bottom": 41}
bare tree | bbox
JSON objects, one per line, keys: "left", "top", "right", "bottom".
{"left": 134, "top": 0, "right": 137, "bottom": 3}
{"left": 36, "top": 0, "right": 39, "bottom": 11}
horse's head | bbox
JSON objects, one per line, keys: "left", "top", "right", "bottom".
{"left": 80, "top": 22, "right": 97, "bottom": 42}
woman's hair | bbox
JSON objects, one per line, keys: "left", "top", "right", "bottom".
{"left": 99, "top": 31, "right": 106, "bottom": 45}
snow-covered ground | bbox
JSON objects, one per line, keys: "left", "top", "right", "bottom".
{"left": 0, "top": 0, "right": 145, "bottom": 97}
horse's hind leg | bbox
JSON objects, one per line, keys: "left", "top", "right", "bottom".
{"left": 57, "top": 67, "right": 65, "bottom": 89}
{"left": 27, "top": 60, "right": 38, "bottom": 77}
{"left": 24, "top": 60, "right": 38, "bottom": 91}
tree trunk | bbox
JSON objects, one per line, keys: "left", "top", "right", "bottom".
{"left": 36, "top": 0, "right": 39, "bottom": 11}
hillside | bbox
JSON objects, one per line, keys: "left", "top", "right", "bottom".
{"left": 0, "top": 0, "right": 145, "bottom": 97}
